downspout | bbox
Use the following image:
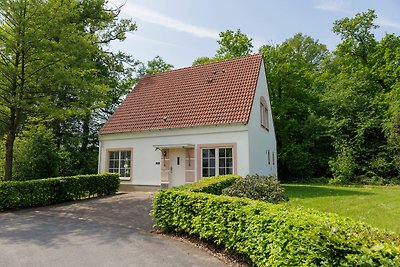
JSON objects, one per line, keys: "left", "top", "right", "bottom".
{"left": 98, "top": 140, "right": 102, "bottom": 174}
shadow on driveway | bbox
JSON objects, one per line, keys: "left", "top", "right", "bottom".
{"left": 0, "top": 193, "right": 226, "bottom": 267}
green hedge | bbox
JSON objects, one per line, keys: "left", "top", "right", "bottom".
{"left": 0, "top": 173, "right": 120, "bottom": 211}
{"left": 174, "top": 175, "right": 241, "bottom": 194}
{"left": 152, "top": 175, "right": 400, "bottom": 266}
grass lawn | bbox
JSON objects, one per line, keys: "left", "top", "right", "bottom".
{"left": 283, "top": 184, "right": 400, "bottom": 234}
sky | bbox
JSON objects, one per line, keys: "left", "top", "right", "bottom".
{"left": 108, "top": 0, "right": 400, "bottom": 69}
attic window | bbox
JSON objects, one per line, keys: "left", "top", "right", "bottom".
{"left": 260, "top": 96, "right": 269, "bottom": 130}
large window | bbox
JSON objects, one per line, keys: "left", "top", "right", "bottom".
{"left": 108, "top": 150, "right": 132, "bottom": 179}
{"left": 202, "top": 148, "right": 233, "bottom": 177}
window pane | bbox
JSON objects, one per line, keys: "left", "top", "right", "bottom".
{"left": 202, "top": 159, "right": 208, "bottom": 168}
{"left": 209, "top": 149, "right": 215, "bottom": 158}
{"left": 202, "top": 149, "right": 209, "bottom": 158}
{"left": 202, "top": 168, "right": 209, "bottom": 177}
{"left": 219, "top": 148, "right": 226, "bottom": 157}
{"left": 226, "top": 148, "right": 232, "bottom": 157}
{"left": 121, "top": 159, "right": 130, "bottom": 169}
{"left": 226, "top": 158, "right": 233, "bottom": 168}
{"left": 219, "top": 158, "right": 225, "bottom": 168}
{"left": 226, "top": 167, "right": 233, "bottom": 174}
{"left": 109, "top": 151, "right": 118, "bottom": 160}
{"left": 109, "top": 160, "right": 115, "bottom": 169}
{"left": 209, "top": 158, "right": 215, "bottom": 168}
{"left": 209, "top": 168, "right": 215, "bottom": 176}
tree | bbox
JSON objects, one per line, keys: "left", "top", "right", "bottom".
{"left": 322, "top": 9, "right": 400, "bottom": 182}
{"left": 192, "top": 29, "right": 253, "bottom": 65}
{"left": 47, "top": 0, "right": 137, "bottom": 176}
{"left": 260, "top": 33, "right": 330, "bottom": 180}
{"left": 192, "top": 56, "right": 217, "bottom": 66}
{"left": 0, "top": 0, "right": 137, "bottom": 180}
{"left": 0, "top": 0, "right": 79, "bottom": 180}
{"left": 136, "top": 55, "right": 173, "bottom": 78}
{"left": 215, "top": 29, "right": 253, "bottom": 59}
{"left": 333, "top": 9, "right": 378, "bottom": 65}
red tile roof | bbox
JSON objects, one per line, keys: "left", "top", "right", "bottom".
{"left": 99, "top": 54, "right": 263, "bottom": 135}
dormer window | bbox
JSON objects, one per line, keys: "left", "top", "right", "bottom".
{"left": 260, "top": 97, "right": 269, "bottom": 130}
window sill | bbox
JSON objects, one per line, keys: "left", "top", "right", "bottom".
{"left": 119, "top": 177, "right": 131, "bottom": 181}
{"left": 261, "top": 125, "right": 269, "bottom": 131}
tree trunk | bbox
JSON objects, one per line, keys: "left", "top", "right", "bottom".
{"left": 80, "top": 112, "right": 91, "bottom": 153}
{"left": 4, "top": 108, "right": 19, "bottom": 181}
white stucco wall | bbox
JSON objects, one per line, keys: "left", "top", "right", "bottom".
{"left": 99, "top": 124, "right": 249, "bottom": 185}
{"left": 246, "top": 59, "right": 278, "bottom": 177}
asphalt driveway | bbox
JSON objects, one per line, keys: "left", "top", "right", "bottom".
{"left": 0, "top": 192, "right": 226, "bottom": 267}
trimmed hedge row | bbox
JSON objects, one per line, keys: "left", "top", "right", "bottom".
{"left": 152, "top": 175, "right": 400, "bottom": 266}
{"left": 0, "top": 173, "right": 120, "bottom": 211}
{"left": 174, "top": 175, "right": 241, "bottom": 194}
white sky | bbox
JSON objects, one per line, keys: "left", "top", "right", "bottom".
{"left": 108, "top": 0, "right": 400, "bottom": 68}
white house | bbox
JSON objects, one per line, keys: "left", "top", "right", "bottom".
{"left": 98, "top": 54, "right": 277, "bottom": 188}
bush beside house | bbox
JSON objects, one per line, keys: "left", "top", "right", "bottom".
{"left": 222, "top": 174, "right": 289, "bottom": 203}
{"left": 0, "top": 173, "right": 119, "bottom": 211}
{"left": 152, "top": 175, "right": 400, "bottom": 266}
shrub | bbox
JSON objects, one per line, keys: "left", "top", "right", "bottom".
{"left": 329, "top": 143, "right": 357, "bottom": 184}
{"left": 222, "top": 174, "right": 288, "bottom": 203}
{"left": 0, "top": 173, "right": 119, "bottom": 211}
{"left": 13, "top": 123, "right": 60, "bottom": 180}
{"left": 152, "top": 176, "right": 400, "bottom": 266}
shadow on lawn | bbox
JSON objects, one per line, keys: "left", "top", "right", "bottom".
{"left": 283, "top": 185, "right": 374, "bottom": 199}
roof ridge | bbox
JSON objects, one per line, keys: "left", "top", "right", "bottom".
{"left": 143, "top": 53, "right": 263, "bottom": 79}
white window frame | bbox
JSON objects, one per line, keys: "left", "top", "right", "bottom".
{"left": 260, "top": 97, "right": 269, "bottom": 130}
{"left": 201, "top": 147, "right": 234, "bottom": 178}
{"left": 107, "top": 149, "right": 132, "bottom": 180}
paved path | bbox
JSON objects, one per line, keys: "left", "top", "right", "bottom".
{"left": 0, "top": 193, "right": 226, "bottom": 267}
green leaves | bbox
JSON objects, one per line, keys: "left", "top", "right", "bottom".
{"left": 0, "top": 173, "right": 119, "bottom": 211}
{"left": 216, "top": 29, "right": 253, "bottom": 59}
{"left": 152, "top": 176, "right": 400, "bottom": 266}
{"left": 222, "top": 174, "right": 289, "bottom": 203}
{"left": 192, "top": 29, "right": 253, "bottom": 65}
{"left": 260, "top": 34, "right": 331, "bottom": 180}
{"left": 0, "top": 0, "right": 138, "bottom": 180}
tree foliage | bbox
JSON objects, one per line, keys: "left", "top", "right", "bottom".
{"left": 0, "top": 0, "right": 137, "bottom": 180}
{"left": 260, "top": 33, "right": 331, "bottom": 179}
{"left": 256, "top": 10, "right": 400, "bottom": 183}
{"left": 215, "top": 29, "right": 253, "bottom": 59}
{"left": 136, "top": 55, "right": 173, "bottom": 78}
{"left": 321, "top": 9, "right": 400, "bottom": 183}
{"left": 192, "top": 29, "right": 253, "bottom": 65}
{"left": 13, "top": 122, "right": 60, "bottom": 180}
